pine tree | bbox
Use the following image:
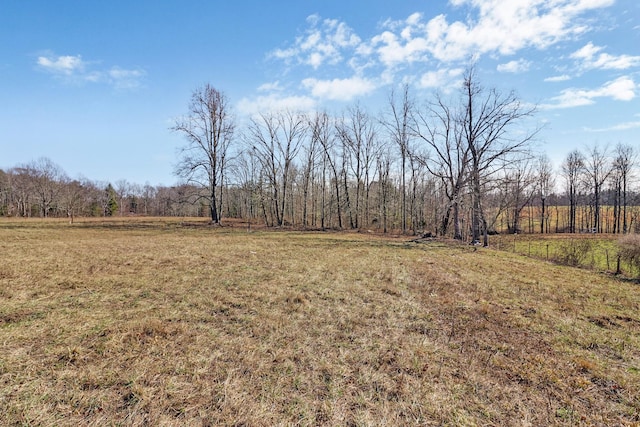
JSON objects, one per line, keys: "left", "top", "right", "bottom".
{"left": 105, "top": 184, "right": 119, "bottom": 216}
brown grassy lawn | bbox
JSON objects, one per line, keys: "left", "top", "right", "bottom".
{"left": 1, "top": 217, "right": 639, "bottom": 426}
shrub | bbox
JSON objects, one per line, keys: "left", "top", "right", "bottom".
{"left": 618, "top": 234, "right": 640, "bottom": 276}
{"left": 556, "top": 239, "right": 593, "bottom": 267}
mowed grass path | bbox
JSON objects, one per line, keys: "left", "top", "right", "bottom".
{"left": 1, "top": 218, "right": 639, "bottom": 426}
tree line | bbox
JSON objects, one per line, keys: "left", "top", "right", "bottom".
{"left": 0, "top": 158, "right": 208, "bottom": 220}
{"left": 2, "top": 68, "right": 638, "bottom": 239}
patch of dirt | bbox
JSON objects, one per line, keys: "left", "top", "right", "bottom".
{"left": 587, "top": 316, "right": 620, "bottom": 328}
{"left": 0, "top": 310, "right": 42, "bottom": 325}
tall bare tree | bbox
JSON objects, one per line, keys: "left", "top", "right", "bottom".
{"left": 312, "top": 111, "right": 343, "bottom": 229}
{"left": 413, "top": 93, "right": 469, "bottom": 238}
{"left": 562, "top": 150, "right": 584, "bottom": 233}
{"left": 173, "top": 84, "right": 235, "bottom": 224}
{"left": 376, "top": 148, "right": 393, "bottom": 233}
{"left": 502, "top": 157, "right": 537, "bottom": 234}
{"left": 460, "top": 68, "right": 538, "bottom": 245}
{"left": 249, "top": 110, "right": 307, "bottom": 227}
{"left": 583, "top": 143, "right": 611, "bottom": 233}
{"left": 383, "top": 84, "right": 413, "bottom": 234}
{"left": 115, "top": 179, "right": 130, "bottom": 216}
{"left": 60, "top": 177, "right": 87, "bottom": 223}
{"left": 536, "top": 155, "right": 554, "bottom": 233}
{"left": 231, "top": 149, "right": 261, "bottom": 227}
{"left": 335, "top": 104, "right": 379, "bottom": 229}
{"left": 23, "top": 157, "right": 66, "bottom": 217}
{"left": 613, "top": 143, "right": 635, "bottom": 233}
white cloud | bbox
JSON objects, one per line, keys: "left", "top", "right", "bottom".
{"left": 302, "top": 76, "right": 377, "bottom": 101}
{"left": 275, "top": 0, "right": 614, "bottom": 73}
{"left": 366, "top": 0, "right": 615, "bottom": 65}
{"left": 370, "top": 27, "right": 429, "bottom": 67}
{"left": 497, "top": 59, "right": 531, "bottom": 73}
{"left": 543, "top": 76, "right": 637, "bottom": 109}
{"left": 570, "top": 42, "right": 640, "bottom": 70}
{"left": 583, "top": 120, "right": 640, "bottom": 132}
{"left": 237, "top": 94, "right": 317, "bottom": 116}
{"left": 264, "top": 1, "right": 621, "bottom": 108}
{"left": 601, "top": 76, "right": 637, "bottom": 100}
{"left": 418, "top": 68, "right": 464, "bottom": 89}
{"left": 107, "top": 67, "right": 146, "bottom": 90}
{"left": 36, "top": 52, "right": 144, "bottom": 89}
{"left": 544, "top": 74, "right": 571, "bottom": 82}
{"left": 257, "top": 81, "right": 283, "bottom": 92}
{"left": 37, "top": 54, "right": 85, "bottom": 75}
{"left": 571, "top": 42, "right": 602, "bottom": 60}
{"left": 270, "top": 14, "right": 361, "bottom": 69}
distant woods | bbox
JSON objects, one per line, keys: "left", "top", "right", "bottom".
{"left": 1, "top": 69, "right": 638, "bottom": 238}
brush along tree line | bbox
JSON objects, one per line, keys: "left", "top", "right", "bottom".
{"left": 1, "top": 68, "right": 638, "bottom": 239}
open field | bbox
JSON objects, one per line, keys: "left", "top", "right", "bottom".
{"left": 1, "top": 217, "right": 639, "bottom": 426}
{"left": 491, "top": 204, "right": 640, "bottom": 236}
{"left": 489, "top": 233, "right": 631, "bottom": 275}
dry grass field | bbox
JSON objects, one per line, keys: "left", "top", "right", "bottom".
{"left": 1, "top": 217, "right": 639, "bottom": 426}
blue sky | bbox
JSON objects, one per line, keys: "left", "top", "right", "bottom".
{"left": 1, "top": 0, "right": 638, "bottom": 186}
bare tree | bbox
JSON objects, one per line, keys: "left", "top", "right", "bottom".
{"left": 502, "top": 157, "right": 537, "bottom": 234}
{"left": 0, "top": 169, "right": 9, "bottom": 216}
{"left": 115, "top": 179, "right": 130, "bottom": 216}
{"left": 249, "top": 110, "right": 307, "bottom": 227}
{"left": 60, "top": 177, "right": 87, "bottom": 223}
{"left": 613, "top": 143, "right": 636, "bottom": 233}
{"left": 232, "top": 149, "right": 261, "bottom": 228}
{"left": 311, "top": 111, "right": 343, "bottom": 229}
{"left": 414, "top": 68, "right": 537, "bottom": 241}
{"left": 583, "top": 143, "right": 611, "bottom": 233}
{"left": 300, "top": 119, "right": 322, "bottom": 228}
{"left": 383, "top": 84, "right": 414, "bottom": 234}
{"left": 9, "top": 168, "right": 33, "bottom": 217}
{"left": 562, "top": 150, "right": 584, "bottom": 233}
{"left": 413, "top": 93, "right": 469, "bottom": 238}
{"left": 461, "top": 68, "right": 538, "bottom": 245}
{"left": 141, "top": 183, "right": 156, "bottom": 216}
{"left": 438, "top": 67, "right": 539, "bottom": 245}
{"left": 22, "top": 157, "right": 66, "bottom": 217}
{"left": 536, "top": 155, "right": 554, "bottom": 233}
{"left": 173, "top": 84, "right": 235, "bottom": 224}
{"left": 335, "top": 104, "right": 379, "bottom": 229}
{"left": 376, "top": 148, "right": 393, "bottom": 233}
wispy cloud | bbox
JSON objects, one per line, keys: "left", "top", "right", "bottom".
{"left": 497, "top": 59, "right": 531, "bottom": 73}
{"left": 418, "top": 67, "right": 464, "bottom": 89}
{"left": 301, "top": 76, "right": 377, "bottom": 101}
{"left": 107, "top": 67, "right": 145, "bottom": 90}
{"left": 237, "top": 94, "right": 317, "bottom": 116}
{"left": 543, "top": 76, "right": 637, "bottom": 109}
{"left": 583, "top": 120, "right": 640, "bottom": 132}
{"left": 570, "top": 42, "right": 640, "bottom": 70}
{"left": 257, "top": 81, "right": 283, "bottom": 92}
{"left": 239, "top": 75, "right": 377, "bottom": 112}
{"left": 37, "top": 53, "right": 145, "bottom": 89}
{"left": 544, "top": 74, "right": 571, "bottom": 82}
{"left": 37, "top": 54, "right": 85, "bottom": 75}
{"left": 271, "top": 14, "right": 361, "bottom": 69}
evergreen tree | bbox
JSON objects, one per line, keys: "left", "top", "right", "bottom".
{"left": 105, "top": 184, "right": 119, "bottom": 216}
